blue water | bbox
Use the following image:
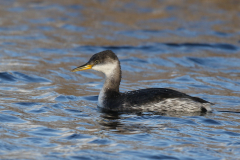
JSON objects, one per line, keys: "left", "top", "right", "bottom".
{"left": 0, "top": 0, "right": 240, "bottom": 159}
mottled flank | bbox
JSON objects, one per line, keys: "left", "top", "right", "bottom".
{"left": 130, "top": 98, "right": 212, "bottom": 112}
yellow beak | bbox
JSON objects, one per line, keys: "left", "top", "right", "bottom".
{"left": 71, "top": 64, "right": 92, "bottom": 72}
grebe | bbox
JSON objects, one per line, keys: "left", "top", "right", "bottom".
{"left": 72, "top": 50, "right": 212, "bottom": 113}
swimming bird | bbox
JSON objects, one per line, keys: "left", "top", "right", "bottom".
{"left": 72, "top": 50, "right": 212, "bottom": 113}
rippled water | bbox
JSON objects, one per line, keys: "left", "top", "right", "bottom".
{"left": 0, "top": 0, "right": 240, "bottom": 159}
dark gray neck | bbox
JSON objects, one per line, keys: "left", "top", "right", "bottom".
{"left": 102, "top": 62, "right": 121, "bottom": 93}
{"left": 97, "top": 61, "right": 121, "bottom": 108}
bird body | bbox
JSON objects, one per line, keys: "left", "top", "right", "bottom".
{"left": 98, "top": 88, "right": 212, "bottom": 112}
{"left": 72, "top": 50, "right": 212, "bottom": 113}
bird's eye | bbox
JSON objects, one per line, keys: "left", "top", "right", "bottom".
{"left": 94, "top": 60, "right": 99, "bottom": 64}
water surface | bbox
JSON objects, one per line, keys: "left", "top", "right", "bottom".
{"left": 0, "top": 0, "right": 240, "bottom": 159}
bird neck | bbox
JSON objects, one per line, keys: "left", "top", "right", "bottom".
{"left": 102, "top": 62, "right": 121, "bottom": 93}
{"left": 97, "top": 62, "right": 121, "bottom": 108}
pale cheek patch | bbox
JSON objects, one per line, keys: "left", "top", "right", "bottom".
{"left": 92, "top": 62, "right": 118, "bottom": 76}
